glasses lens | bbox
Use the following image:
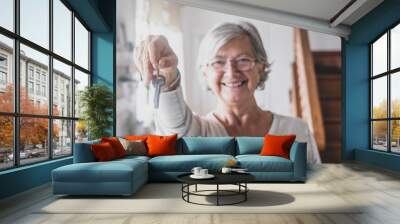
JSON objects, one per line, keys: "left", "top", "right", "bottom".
{"left": 211, "top": 60, "right": 225, "bottom": 71}
{"left": 236, "top": 58, "right": 252, "bottom": 71}
{"left": 210, "top": 58, "right": 255, "bottom": 72}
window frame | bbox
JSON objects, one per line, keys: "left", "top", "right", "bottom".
{"left": 370, "top": 20, "right": 400, "bottom": 154}
{"left": 0, "top": 0, "right": 92, "bottom": 171}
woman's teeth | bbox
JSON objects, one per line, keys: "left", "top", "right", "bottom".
{"left": 222, "top": 80, "right": 247, "bottom": 88}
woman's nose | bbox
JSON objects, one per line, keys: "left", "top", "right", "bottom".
{"left": 224, "top": 60, "right": 238, "bottom": 74}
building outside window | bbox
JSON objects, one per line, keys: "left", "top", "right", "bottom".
{"left": 41, "top": 85, "right": 46, "bottom": 97}
{"left": 28, "top": 81, "right": 34, "bottom": 94}
{"left": 41, "top": 73, "right": 46, "bottom": 83}
{"left": 0, "top": 0, "right": 91, "bottom": 170}
{"left": 0, "top": 54, "right": 7, "bottom": 67}
{"left": 371, "top": 22, "right": 400, "bottom": 154}
{"left": 0, "top": 71, "right": 6, "bottom": 84}
{"left": 0, "top": 54, "right": 7, "bottom": 89}
{"left": 28, "top": 66, "right": 34, "bottom": 79}
{"left": 35, "top": 83, "right": 40, "bottom": 95}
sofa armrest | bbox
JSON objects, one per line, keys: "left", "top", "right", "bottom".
{"left": 73, "top": 140, "right": 100, "bottom": 163}
{"left": 289, "top": 142, "right": 307, "bottom": 181}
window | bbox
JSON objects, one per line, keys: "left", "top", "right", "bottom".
{"left": 0, "top": 35, "right": 13, "bottom": 113}
{"left": 0, "top": 0, "right": 91, "bottom": 170}
{"left": 35, "top": 70, "right": 40, "bottom": 81}
{"left": 36, "top": 83, "right": 40, "bottom": 95}
{"left": 0, "top": 54, "right": 7, "bottom": 87}
{"left": 53, "top": 0, "right": 72, "bottom": 60}
{"left": 75, "top": 18, "right": 89, "bottom": 70}
{"left": 53, "top": 59, "right": 72, "bottom": 117}
{"left": 28, "top": 81, "right": 34, "bottom": 94}
{"left": 371, "top": 23, "right": 400, "bottom": 154}
{"left": 20, "top": 0, "right": 49, "bottom": 49}
{"left": 28, "top": 67, "right": 34, "bottom": 80}
{"left": 41, "top": 73, "right": 46, "bottom": 83}
{"left": 0, "top": 0, "right": 13, "bottom": 32}
{"left": 0, "top": 54, "right": 7, "bottom": 67}
{"left": 42, "top": 85, "right": 46, "bottom": 97}
{"left": 0, "top": 71, "right": 6, "bottom": 85}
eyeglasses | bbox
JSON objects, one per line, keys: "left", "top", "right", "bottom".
{"left": 208, "top": 57, "right": 258, "bottom": 72}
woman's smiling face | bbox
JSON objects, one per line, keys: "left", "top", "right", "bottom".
{"left": 204, "top": 35, "right": 264, "bottom": 106}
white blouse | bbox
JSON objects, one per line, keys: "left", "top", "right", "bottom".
{"left": 154, "top": 86, "right": 321, "bottom": 164}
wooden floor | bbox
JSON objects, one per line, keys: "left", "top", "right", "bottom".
{"left": 1, "top": 163, "right": 400, "bottom": 224}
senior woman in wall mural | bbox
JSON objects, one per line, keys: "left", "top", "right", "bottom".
{"left": 134, "top": 21, "right": 321, "bottom": 164}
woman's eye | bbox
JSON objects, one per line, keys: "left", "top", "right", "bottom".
{"left": 237, "top": 58, "right": 251, "bottom": 64}
{"left": 212, "top": 60, "right": 226, "bottom": 66}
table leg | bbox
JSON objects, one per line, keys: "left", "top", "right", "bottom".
{"left": 217, "top": 184, "right": 219, "bottom": 206}
{"left": 245, "top": 183, "right": 247, "bottom": 201}
{"left": 187, "top": 184, "right": 190, "bottom": 202}
{"left": 195, "top": 184, "right": 197, "bottom": 192}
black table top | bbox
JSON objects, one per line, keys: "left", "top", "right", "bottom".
{"left": 177, "top": 172, "right": 255, "bottom": 185}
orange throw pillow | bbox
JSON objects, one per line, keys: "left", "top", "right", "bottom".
{"left": 125, "top": 135, "right": 148, "bottom": 141}
{"left": 259, "top": 134, "right": 296, "bottom": 159}
{"left": 91, "top": 142, "right": 117, "bottom": 161}
{"left": 101, "top": 137, "right": 127, "bottom": 158}
{"left": 146, "top": 134, "right": 177, "bottom": 157}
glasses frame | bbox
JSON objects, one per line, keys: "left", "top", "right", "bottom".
{"left": 207, "top": 56, "right": 259, "bottom": 73}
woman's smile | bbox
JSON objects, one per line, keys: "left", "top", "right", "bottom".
{"left": 221, "top": 79, "right": 248, "bottom": 88}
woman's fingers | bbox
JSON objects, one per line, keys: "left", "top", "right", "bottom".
{"left": 158, "top": 54, "right": 178, "bottom": 69}
{"left": 133, "top": 35, "right": 178, "bottom": 86}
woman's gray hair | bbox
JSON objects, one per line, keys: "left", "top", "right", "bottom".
{"left": 197, "top": 21, "right": 270, "bottom": 90}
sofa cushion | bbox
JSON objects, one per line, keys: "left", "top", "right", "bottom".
{"left": 119, "top": 138, "right": 147, "bottom": 156}
{"left": 101, "top": 137, "right": 127, "bottom": 158}
{"left": 260, "top": 134, "right": 296, "bottom": 159}
{"left": 115, "top": 155, "right": 150, "bottom": 163}
{"left": 235, "top": 137, "right": 263, "bottom": 155}
{"left": 148, "top": 154, "right": 235, "bottom": 172}
{"left": 178, "top": 137, "right": 235, "bottom": 155}
{"left": 147, "top": 134, "right": 177, "bottom": 157}
{"left": 53, "top": 158, "right": 147, "bottom": 183}
{"left": 91, "top": 142, "right": 118, "bottom": 161}
{"left": 236, "top": 155, "right": 293, "bottom": 172}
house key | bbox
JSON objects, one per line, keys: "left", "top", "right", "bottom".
{"left": 152, "top": 69, "right": 165, "bottom": 109}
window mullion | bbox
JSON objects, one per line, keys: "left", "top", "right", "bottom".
{"left": 71, "top": 10, "right": 76, "bottom": 155}
{"left": 370, "top": 45, "right": 373, "bottom": 149}
{"left": 388, "top": 30, "right": 391, "bottom": 152}
{"left": 13, "top": 0, "right": 20, "bottom": 167}
{"left": 49, "top": 0, "right": 54, "bottom": 160}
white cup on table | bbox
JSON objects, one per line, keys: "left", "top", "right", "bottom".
{"left": 221, "top": 167, "right": 232, "bottom": 174}
{"left": 191, "top": 167, "right": 202, "bottom": 176}
{"left": 200, "top": 169, "right": 208, "bottom": 176}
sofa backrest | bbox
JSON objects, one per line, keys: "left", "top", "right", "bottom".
{"left": 177, "top": 137, "right": 236, "bottom": 155}
{"left": 73, "top": 139, "right": 100, "bottom": 163}
{"left": 235, "top": 137, "right": 263, "bottom": 155}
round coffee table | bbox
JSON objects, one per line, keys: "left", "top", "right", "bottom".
{"left": 177, "top": 173, "right": 255, "bottom": 206}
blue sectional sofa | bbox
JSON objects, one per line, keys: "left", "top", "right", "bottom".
{"left": 52, "top": 137, "right": 307, "bottom": 196}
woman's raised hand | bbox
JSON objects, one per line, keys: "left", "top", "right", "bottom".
{"left": 133, "top": 35, "right": 178, "bottom": 87}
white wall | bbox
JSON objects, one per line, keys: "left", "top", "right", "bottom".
{"left": 309, "top": 31, "right": 341, "bottom": 51}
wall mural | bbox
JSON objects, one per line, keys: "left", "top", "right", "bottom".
{"left": 116, "top": 0, "right": 343, "bottom": 164}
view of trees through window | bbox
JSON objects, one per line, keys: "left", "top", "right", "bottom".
{"left": 0, "top": 0, "right": 90, "bottom": 170}
{"left": 371, "top": 23, "right": 400, "bottom": 153}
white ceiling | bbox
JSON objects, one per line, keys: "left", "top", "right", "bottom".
{"left": 168, "top": 0, "right": 384, "bottom": 38}
{"left": 226, "top": 0, "right": 353, "bottom": 24}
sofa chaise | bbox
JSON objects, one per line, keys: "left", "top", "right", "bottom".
{"left": 52, "top": 137, "right": 307, "bottom": 196}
